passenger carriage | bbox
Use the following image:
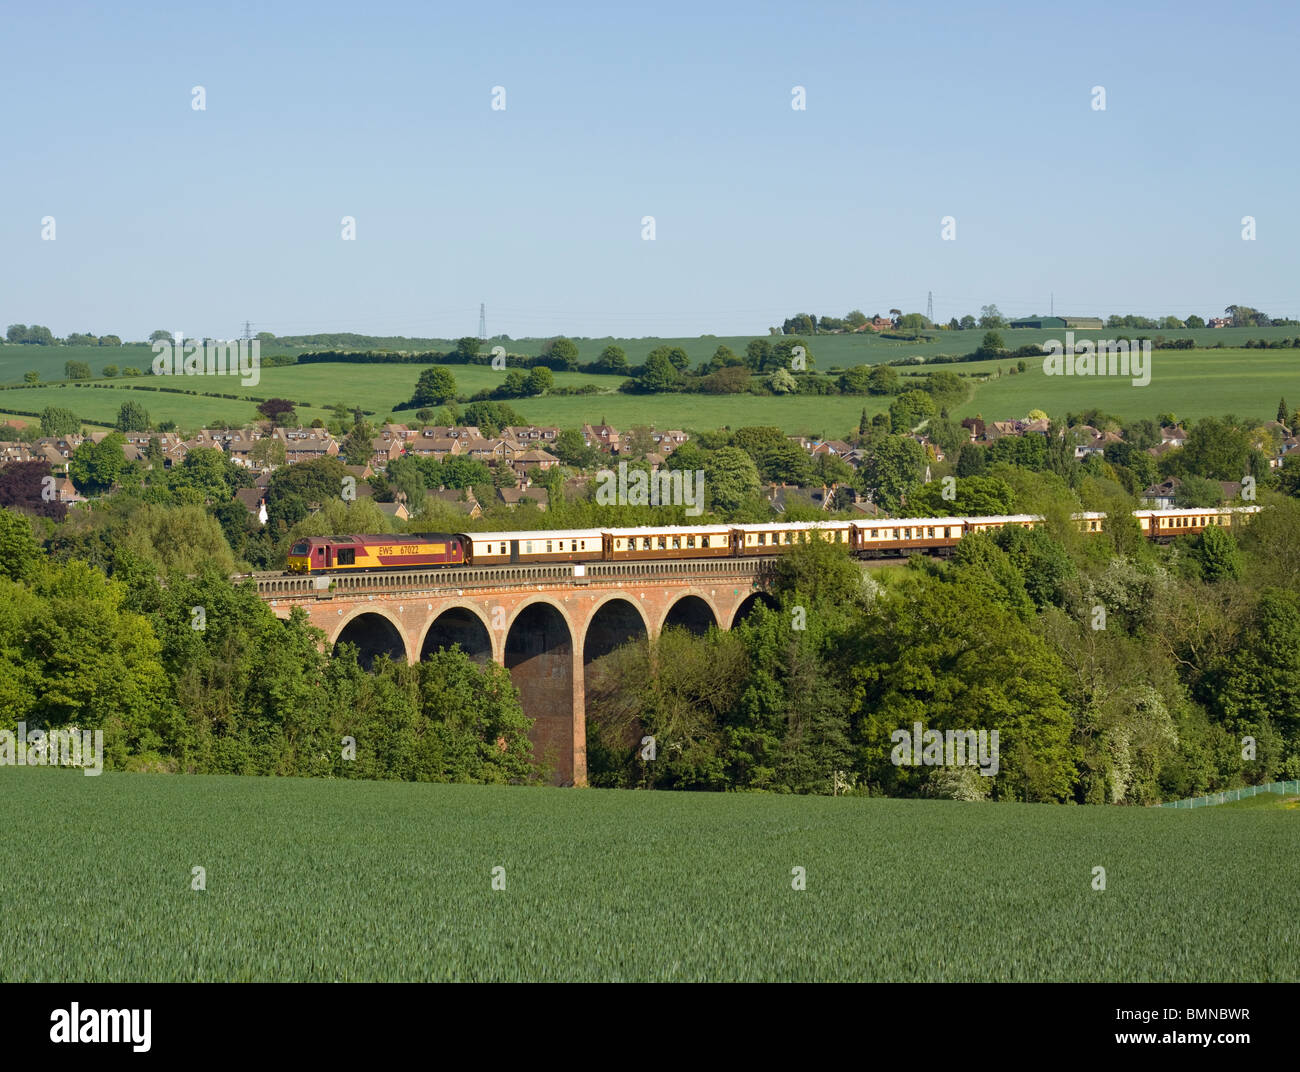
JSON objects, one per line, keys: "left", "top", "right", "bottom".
{"left": 732, "top": 521, "right": 852, "bottom": 555}
{"left": 852, "top": 517, "right": 966, "bottom": 556}
{"left": 604, "top": 524, "right": 736, "bottom": 560}
{"left": 963, "top": 514, "right": 1042, "bottom": 535}
{"left": 461, "top": 529, "right": 604, "bottom": 565}
{"left": 1139, "top": 506, "right": 1258, "bottom": 542}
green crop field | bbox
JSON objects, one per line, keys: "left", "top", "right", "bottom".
{"left": 1, "top": 768, "right": 1295, "bottom": 982}
{"left": 0, "top": 367, "right": 893, "bottom": 438}
{"left": 0, "top": 343, "right": 155, "bottom": 384}
{"left": 3, "top": 343, "right": 1297, "bottom": 438}
{"left": 0, "top": 383, "right": 264, "bottom": 430}
{"left": 953, "top": 349, "right": 1300, "bottom": 425}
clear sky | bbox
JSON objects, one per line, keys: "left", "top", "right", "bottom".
{"left": 2, "top": 0, "right": 1296, "bottom": 342}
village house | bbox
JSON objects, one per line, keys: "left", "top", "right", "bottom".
{"left": 502, "top": 425, "right": 560, "bottom": 446}
{"left": 234, "top": 487, "right": 268, "bottom": 524}
{"left": 53, "top": 476, "right": 86, "bottom": 504}
{"left": 811, "top": 439, "right": 852, "bottom": 459}
{"left": 274, "top": 428, "right": 339, "bottom": 464}
{"left": 497, "top": 486, "right": 549, "bottom": 510}
{"left": 511, "top": 449, "right": 560, "bottom": 480}
{"left": 461, "top": 436, "right": 508, "bottom": 462}
{"left": 369, "top": 435, "right": 405, "bottom": 470}
{"left": 1272, "top": 437, "right": 1300, "bottom": 470}
{"left": 1070, "top": 425, "right": 1123, "bottom": 460}
{"left": 581, "top": 423, "right": 620, "bottom": 453}
{"left": 651, "top": 429, "right": 688, "bottom": 455}
{"left": 858, "top": 316, "right": 895, "bottom": 333}
{"left": 767, "top": 483, "right": 834, "bottom": 513}
{"left": 426, "top": 488, "right": 483, "bottom": 519}
{"left": 404, "top": 435, "right": 462, "bottom": 461}
{"left": 376, "top": 501, "right": 410, "bottom": 522}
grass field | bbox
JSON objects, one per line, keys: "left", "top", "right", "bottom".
{"left": 2, "top": 768, "right": 1295, "bottom": 982}
{"left": 0, "top": 368, "right": 893, "bottom": 438}
{"left": 1218, "top": 792, "right": 1300, "bottom": 811}
{"left": 953, "top": 349, "right": 1300, "bottom": 425}
{"left": 2, "top": 343, "right": 1297, "bottom": 437}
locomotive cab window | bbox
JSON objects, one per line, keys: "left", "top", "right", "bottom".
{"left": 292, "top": 541, "right": 309, "bottom": 555}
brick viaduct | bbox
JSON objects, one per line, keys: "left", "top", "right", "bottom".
{"left": 249, "top": 558, "right": 779, "bottom": 786}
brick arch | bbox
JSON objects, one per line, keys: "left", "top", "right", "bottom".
{"left": 503, "top": 594, "right": 579, "bottom": 640}
{"left": 583, "top": 592, "right": 652, "bottom": 643}
{"left": 729, "top": 589, "right": 779, "bottom": 629}
{"left": 330, "top": 604, "right": 414, "bottom": 663}
{"left": 416, "top": 599, "right": 497, "bottom": 663}
{"left": 581, "top": 593, "right": 652, "bottom": 664}
{"left": 655, "top": 587, "right": 723, "bottom": 635}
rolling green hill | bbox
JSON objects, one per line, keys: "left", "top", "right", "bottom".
{"left": 2, "top": 342, "right": 1297, "bottom": 438}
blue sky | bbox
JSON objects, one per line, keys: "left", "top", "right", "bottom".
{"left": 2, "top": 0, "right": 1296, "bottom": 342}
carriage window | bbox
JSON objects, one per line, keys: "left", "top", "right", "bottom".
{"left": 658, "top": 536, "right": 667, "bottom": 549}
{"left": 643, "top": 538, "right": 652, "bottom": 549}
{"left": 701, "top": 536, "right": 710, "bottom": 548}
{"left": 525, "top": 541, "right": 534, "bottom": 553}
{"left": 687, "top": 534, "right": 695, "bottom": 548}
{"left": 926, "top": 528, "right": 934, "bottom": 538}
{"left": 672, "top": 536, "right": 680, "bottom": 548}
{"left": 757, "top": 533, "right": 765, "bottom": 545}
